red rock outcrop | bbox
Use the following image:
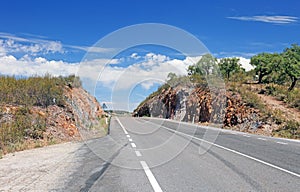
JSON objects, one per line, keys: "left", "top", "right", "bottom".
{"left": 134, "top": 85, "right": 259, "bottom": 130}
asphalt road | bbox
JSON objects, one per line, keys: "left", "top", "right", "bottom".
{"left": 69, "top": 116, "right": 300, "bottom": 192}
{"left": 2, "top": 116, "right": 299, "bottom": 191}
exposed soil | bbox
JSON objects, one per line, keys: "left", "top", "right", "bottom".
{"left": 258, "top": 94, "right": 300, "bottom": 122}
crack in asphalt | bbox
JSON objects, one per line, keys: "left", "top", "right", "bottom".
{"left": 79, "top": 143, "right": 128, "bottom": 192}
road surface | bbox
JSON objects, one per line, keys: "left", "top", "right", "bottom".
{"left": 1, "top": 116, "right": 299, "bottom": 191}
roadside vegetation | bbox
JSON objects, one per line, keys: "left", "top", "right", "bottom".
{"left": 137, "top": 44, "right": 300, "bottom": 139}
{"left": 0, "top": 75, "right": 82, "bottom": 157}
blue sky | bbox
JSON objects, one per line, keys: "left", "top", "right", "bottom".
{"left": 0, "top": 0, "right": 299, "bottom": 111}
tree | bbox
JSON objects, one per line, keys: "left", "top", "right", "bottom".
{"left": 282, "top": 44, "right": 300, "bottom": 91}
{"left": 218, "top": 57, "right": 241, "bottom": 79}
{"left": 250, "top": 53, "right": 276, "bottom": 84}
{"left": 264, "top": 53, "right": 286, "bottom": 84}
{"left": 167, "top": 72, "right": 178, "bottom": 87}
{"left": 187, "top": 54, "right": 217, "bottom": 76}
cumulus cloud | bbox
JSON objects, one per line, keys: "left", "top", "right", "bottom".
{"left": 227, "top": 15, "right": 298, "bottom": 24}
{"left": 0, "top": 55, "right": 78, "bottom": 76}
{"left": 96, "top": 53, "right": 201, "bottom": 91}
{"left": 237, "top": 57, "right": 253, "bottom": 71}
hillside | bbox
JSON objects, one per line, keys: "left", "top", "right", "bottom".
{"left": 133, "top": 46, "right": 300, "bottom": 140}
{"left": 133, "top": 82, "right": 300, "bottom": 139}
{"left": 0, "top": 75, "right": 107, "bottom": 156}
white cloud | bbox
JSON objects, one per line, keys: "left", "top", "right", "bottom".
{"left": 227, "top": 15, "right": 298, "bottom": 24}
{"left": 0, "top": 55, "right": 78, "bottom": 76}
{"left": 0, "top": 37, "right": 64, "bottom": 55}
{"left": 65, "top": 45, "right": 114, "bottom": 53}
{"left": 238, "top": 57, "right": 253, "bottom": 71}
{"left": 130, "top": 53, "right": 141, "bottom": 59}
{"left": 97, "top": 53, "right": 200, "bottom": 91}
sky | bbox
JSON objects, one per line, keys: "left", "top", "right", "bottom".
{"left": 0, "top": 0, "right": 299, "bottom": 111}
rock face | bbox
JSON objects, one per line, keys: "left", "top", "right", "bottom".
{"left": 133, "top": 86, "right": 259, "bottom": 130}
{"left": 0, "top": 86, "right": 105, "bottom": 143}
{"left": 63, "top": 86, "right": 106, "bottom": 139}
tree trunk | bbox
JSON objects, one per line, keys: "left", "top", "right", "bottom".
{"left": 258, "top": 74, "right": 263, "bottom": 84}
{"left": 288, "top": 78, "right": 297, "bottom": 91}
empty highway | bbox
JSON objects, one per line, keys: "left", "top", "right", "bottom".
{"left": 1, "top": 116, "right": 299, "bottom": 191}
{"left": 76, "top": 116, "right": 300, "bottom": 191}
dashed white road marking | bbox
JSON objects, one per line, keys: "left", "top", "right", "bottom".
{"left": 116, "top": 117, "right": 161, "bottom": 192}
{"left": 116, "top": 117, "right": 128, "bottom": 134}
{"left": 140, "top": 161, "right": 163, "bottom": 192}
{"left": 277, "top": 141, "right": 288, "bottom": 145}
{"left": 135, "top": 150, "right": 142, "bottom": 157}
{"left": 243, "top": 135, "right": 251, "bottom": 137}
{"left": 258, "top": 138, "right": 267, "bottom": 141}
{"left": 131, "top": 143, "right": 136, "bottom": 148}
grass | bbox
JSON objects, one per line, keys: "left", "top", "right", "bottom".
{"left": 0, "top": 106, "right": 47, "bottom": 154}
{"left": 0, "top": 74, "right": 82, "bottom": 156}
{"left": 231, "top": 82, "right": 266, "bottom": 112}
{"left": 229, "top": 83, "right": 300, "bottom": 139}
{"left": 99, "top": 116, "right": 110, "bottom": 135}
{"left": 273, "top": 120, "right": 300, "bottom": 139}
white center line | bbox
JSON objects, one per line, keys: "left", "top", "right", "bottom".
{"left": 131, "top": 143, "right": 136, "bottom": 148}
{"left": 277, "top": 141, "right": 288, "bottom": 145}
{"left": 116, "top": 117, "right": 128, "bottom": 134}
{"left": 140, "top": 161, "right": 163, "bottom": 192}
{"left": 129, "top": 138, "right": 133, "bottom": 142}
{"left": 135, "top": 150, "right": 142, "bottom": 157}
{"left": 158, "top": 124, "right": 300, "bottom": 178}
{"left": 258, "top": 138, "right": 267, "bottom": 141}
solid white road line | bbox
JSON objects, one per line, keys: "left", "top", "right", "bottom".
{"left": 277, "top": 141, "right": 288, "bottom": 145}
{"left": 129, "top": 138, "right": 133, "bottom": 142}
{"left": 131, "top": 143, "right": 136, "bottom": 148}
{"left": 135, "top": 150, "right": 142, "bottom": 157}
{"left": 116, "top": 117, "right": 128, "bottom": 134}
{"left": 140, "top": 161, "right": 163, "bottom": 192}
{"left": 160, "top": 125, "right": 300, "bottom": 178}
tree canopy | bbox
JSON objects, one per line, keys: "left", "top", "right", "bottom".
{"left": 218, "top": 57, "right": 242, "bottom": 79}
{"left": 187, "top": 54, "right": 217, "bottom": 76}
{"left": 282, "top": 44, "right": 300, "bottom": 91}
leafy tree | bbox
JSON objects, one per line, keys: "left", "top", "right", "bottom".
{"left": 263, "top": 53, "right": 286, "bottom": 84}
{"left": 250, "top": 53, "right": 276, "bottom": 84}
{"left": 187, "top": 54, "right": 217, "bottom": 76}
{"left": 282, "top": 44, "right": 300, "bottom": 91}
{"left": 167, "top": 72, "right": 177, "bottom": 87}
{"left": 218, "top": 57, "right": 241, "bottom": 79}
